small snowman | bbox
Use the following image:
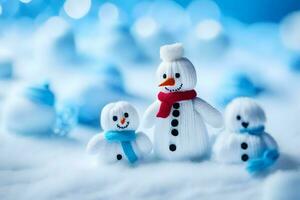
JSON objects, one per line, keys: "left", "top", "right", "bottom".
{"left": 213, "top": 97, "right": 279, "bottom": 174}
{"left": 2, "top": 83, "right": 57, "bottom": 137}
{"left": 142, "top": 43, "right": 223, "bottom": 161}
{"left": 2, "top": 83, "right": 76, "bottom": 138}
{"left": 87, "top": 101, "right": 152, "bottom": 164}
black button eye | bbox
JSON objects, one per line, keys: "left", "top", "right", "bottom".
{"left": 113, "top": 116, "right": 118, "bottom": 121}
{"left": 124, "top": 113, "right": 129, "bottom": 118}
{"left": 175, "top": 73, "right": 180, "bottom": 78}
{"left": 163, "top": 74, "right": 167, "bottom": 79}
{"left": 236, "top": 115, "right": 241, "bottom": 120}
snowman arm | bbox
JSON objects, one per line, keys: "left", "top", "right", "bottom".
{"left": 86, "top": 133, "right": 105, "bottom": 154}
{"left": 212, "top": 133, "right": 227, "bottom": 160}
{"left": 135, "top": 131, "right": 153, "bottom": 155}
{"left": 193, "top": 98, "right": 223, "bottom": 128}
{"left": 141, "top": 101, "right": 160, "bottom": 129}
{"left": 262, "top": 133, "right": 279, "bottom": 150}
{"left": 212, "top": 132, "right": 235, "bottom": 161}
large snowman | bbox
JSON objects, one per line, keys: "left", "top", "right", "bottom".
{"left": 87, "top": 101, "right": 152, "bottom": 164}
{"left": 213, "top": 97, "right": 279, "bottom": 173}
{"left": 143, "top": 43, "right": 223, "bottom": 161}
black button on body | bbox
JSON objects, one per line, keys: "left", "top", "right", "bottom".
{"left": 173, "top": 103, "right": 180, "bottom": 109}
{"left": 171, "top": 119, "right": 178, "bottom": 127}
{"left": 169, "top": 144, "right": 176, "bottom": 151}
{"left": 117, "top": 154, "right": 122, "bottom": 160}
{"left": 241, "top": 154, "right": 249, "bottom": 162}
{"left": 241, "top": 142, "right": 248, "bottom": 150}
{"left": 171, "top": 129, "right": 178, "bottom": 136}
{"left": 172, "top": 110, "right": 180, "bottom": 117}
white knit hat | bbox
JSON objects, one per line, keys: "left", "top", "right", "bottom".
{"left": 157, "top": 42, "right": 197, "bottom": 93}
{"left": 160, "top": 43, "right": 184, "bottom": 62}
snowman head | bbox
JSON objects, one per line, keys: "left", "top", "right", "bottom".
{"left": 224, "top": 97, "right": 266, "bottom": 133}
{"left": 157, "top": 43, "right": 197, "bottom": 93}
{"left": 101, "top": 101, "right": 139, "bottom": 131}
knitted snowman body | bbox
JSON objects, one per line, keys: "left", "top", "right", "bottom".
{"left": 214, "top": 131, "right": 276, "bottom": 163}
{"left": 213, "top": 97, "right": 279, "bottom": 173}
{"left": 87, "top": 101, "right": 152, "bottom": 164}
{"left": 143, "top": 43, "right": 223, "bottom": 161}
{"left": 2, "top": 84, "right": 56, "bottom": 136}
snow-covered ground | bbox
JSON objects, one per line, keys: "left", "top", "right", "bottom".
{"left": 0, "top": 61, "right": 299, "bottom": 200}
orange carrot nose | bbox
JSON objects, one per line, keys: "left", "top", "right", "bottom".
{"left": 120, "top": 117, "right": 126, "bottom": 125}
{"left": 159, "top": 78, "right": 175, "bottom": 87}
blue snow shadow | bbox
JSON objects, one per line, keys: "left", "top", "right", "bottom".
{"left": 290, "top": 56, "right": 300, "bottom": 72}
{"left": 216, "top": 72, "right": 265, "bottom": 106}
{"left": 75, "top": 63, "right": 144, "bottom": 128}
{"left": 0, "top": 59, "right": 14, "bottom": 79}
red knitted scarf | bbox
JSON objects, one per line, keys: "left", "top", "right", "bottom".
{"left": 156, "top": 90, "right": 197, "bottom": 118}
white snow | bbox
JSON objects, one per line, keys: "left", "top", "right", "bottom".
{"left": 264, "top": 170, "right": 300, "bottom": 200}
{"left": 1, "top": 62, "right": 299, "bottom": 199}
{"left": 0, "top": 133, "right": 261, "bottom": 200}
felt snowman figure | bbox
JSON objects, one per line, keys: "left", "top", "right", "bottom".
{"left": 142, "top": 43, "right": 223, "bottom": 161}
{"left": 2, "top": 83, "right": 57, "bottom": 137}
{"left": 87, "top": 101, "right": 152, "bottom": 164}
{"left": 213, "top": 97, "right": 279, "bottom": 173}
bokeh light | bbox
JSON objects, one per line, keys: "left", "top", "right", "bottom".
{"left": 98, "top": 3, "right": 119, "bottom": 26}
{"left": 40, "top": 16, "right": 69, "bottom": 38}
{"left": 19, "top": 0, "right": 32, "bottom": 4}
{"left": 280, "top": 11, "right": 300, "bottom": 51}
{"left": 132, "top": 16, "right": 158, "bottom": 38}
{"left": 143, "top": 0, "right": 188, "bottom": 33}
{"left": 63, "top": 0, "right": 91, "bottom": 19}
{"left": 195, "top": 19, "right": 222, "bottom": 40}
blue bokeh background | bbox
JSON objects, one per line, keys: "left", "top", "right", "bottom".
{"left": 0, "top": 0, "right": 300, "bottom": 130}
{"left": 1, "top": 0, "right": 300, "bottom": 22}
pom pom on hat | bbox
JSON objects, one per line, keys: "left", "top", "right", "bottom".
{"left": 160, "top": 43, "right": 184, "bottom": 62}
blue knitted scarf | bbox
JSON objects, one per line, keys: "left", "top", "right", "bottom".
{"left": 240, "top": 125, "right": 265, "bottom": 136}
{"left": 104, "top": 130, "right": 138, "bottom": 163}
